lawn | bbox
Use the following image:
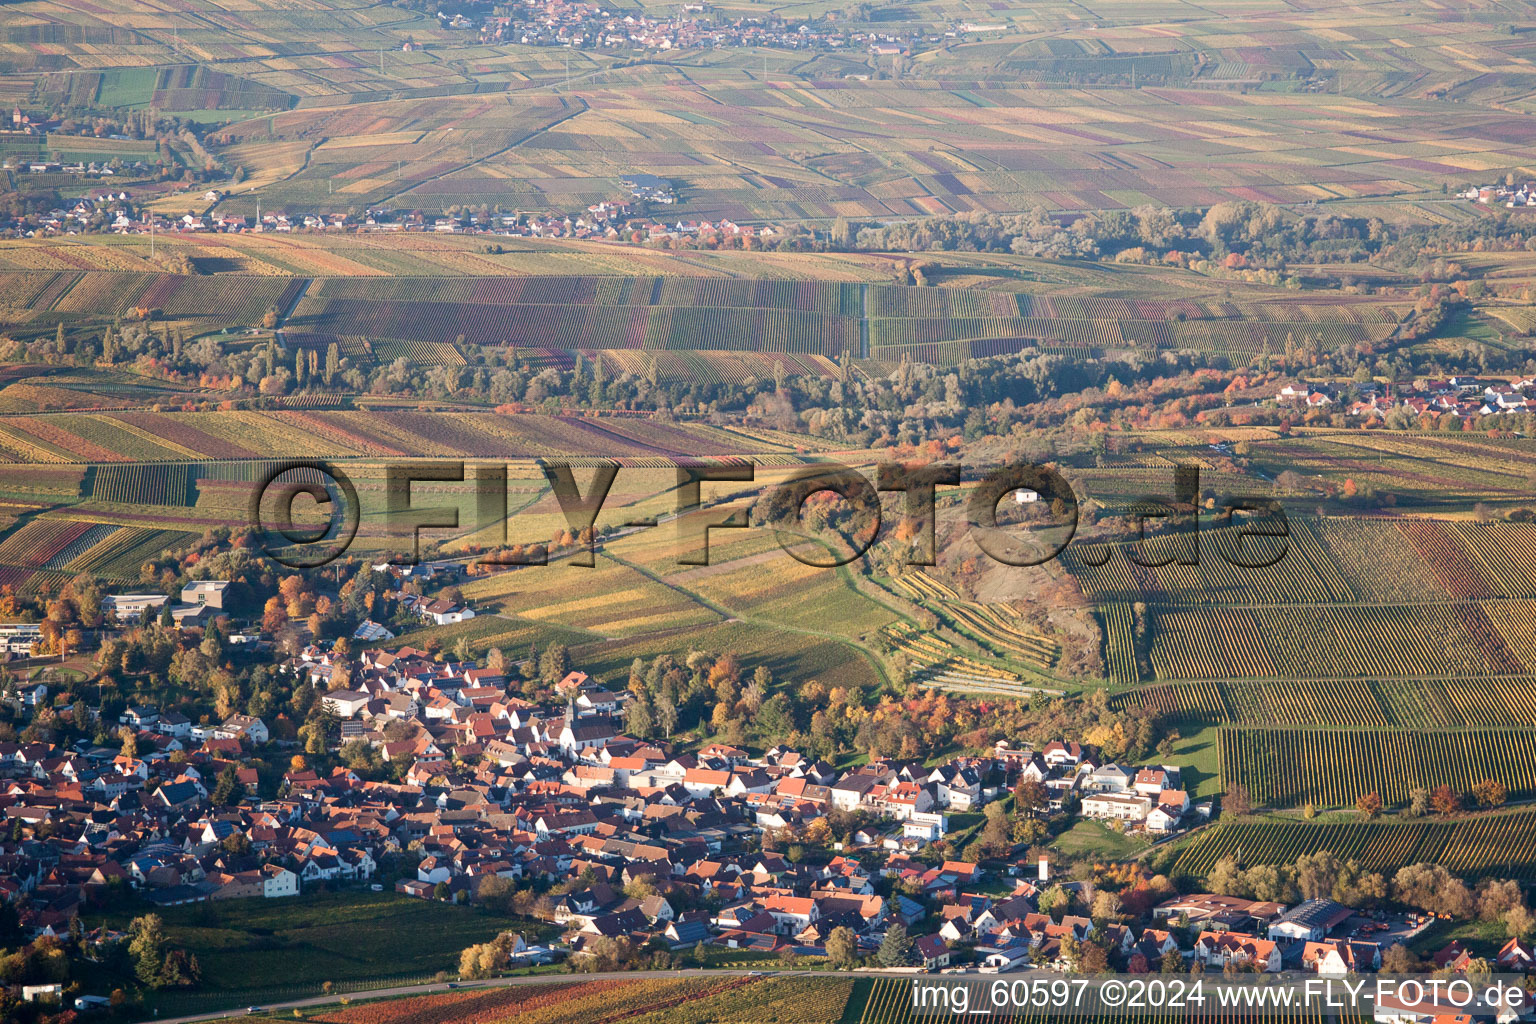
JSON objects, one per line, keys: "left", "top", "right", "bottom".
{"left": 1171, "top": 724, "right": 1223, "bottom": 799}
{"left": 1048, "top": 820, "right": 1151, "bottom": 860}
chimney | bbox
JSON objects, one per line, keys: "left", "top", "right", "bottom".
{"left": 1038, "top": 854, "right": 1049, "bottom": 883}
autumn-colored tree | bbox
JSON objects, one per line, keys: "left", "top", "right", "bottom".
{"left": 1471, "top": 778, "right": 1507, "bottom": 809}
{"left": 1355, "top": 792, "right": 1382, "bottom": 819}
{"left": 1431, "top": 784, "right": 1463, "bottom": 816}
{"left": 262, "top": 596, "right": 287, "bottom": 633}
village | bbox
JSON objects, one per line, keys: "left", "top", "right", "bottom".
{"left": 464, "top": 0, "right": 925, "bottom": 57}
{"left": 1, "top": 561, "right": 1528, "bottom": 1009}
{"left": 0, "top": 180, "right": 791, "bottom": 247}
{"left": 1277, "top": 376, "right": 1536, "bottom": 422}
{"left": 1460, "top": 182, "right": 1536, "bottom": 209}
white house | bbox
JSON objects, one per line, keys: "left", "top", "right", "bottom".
{"left": 1081, "top": 793, "right": 1152, "bottom": 822}
{"left": 104, "top": 594, "right": 170, "bottom": 622}
{"left": 420, "top": 600, "right": 474, "bottom": 626}
{"left": 261, "top": 865, "right": 299, "bottom": 898}
{"left": 216, "top": 715, "right": 269, "bottom": 745}
{"left": 322, "top": 690, "right": 371, "bottom": 718}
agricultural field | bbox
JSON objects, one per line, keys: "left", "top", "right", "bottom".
{"left": 309, "top": 975, "right": 854, "bottom": 1024}
{"left": 0, "top": 412, "right": 813, "bottom": 463}
{"left": 1219, "top": 727, "right": 1536, "bottom": 809}
{"left": 1114, "top": 677, "right": 1536, "bottom": 730}
{"left": 101, "top": 892, "right": 522, "bottom": 1012}
{"left": 0, "top": 238, "right": 1423, "bottom": 377}
{"left": 136, "top": 76, "right": 1536, "bottom": 221}
{"left": 1066, "top": 430, "right": 1536, "bottom": 689}
{"left": 1172, "top": 811, "right": 1536, "bottom": 882}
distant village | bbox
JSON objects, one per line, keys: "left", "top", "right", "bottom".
{"left": 465, "top": 0, "right": 929, "bottom": 57}
{"left": 1460, "top": 182, "right": 1536, "bottom": 209}
{"left": 1277, "top": 376, "right": 1536, "bottom": 422}
{"left": 0, "top": 173, "right": 794, "bottom": 246}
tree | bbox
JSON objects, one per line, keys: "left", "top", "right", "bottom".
{"left": 979, "top": 802, "right": 1012, "bottom": 856}
{"left": 1381, "top": 943, "right": 1421, "bottom": 973}
{"left": 627, "top": 691, "right": 653, "bottom": 738}
{"left": 826, "top": 926, "right": 858, "bottom": 968}
{"left": 539, "top": 643, "right": 571, "bottom": 685}
{"left": 1355, "top": 792, "right": 1382, "bottom": 819}
{"left": 1294, "top": 851, "right": 1343, "bottom": 901}
{"left": 653, "top": 693, "right": 678, "bottom": 738}
{"left": 1222, "top": 783, "right": 1252, "bottom": 818}
{"left": 876, "top": 922, "right": 911, "bottom": 967}
{"left": 129, "top": 913, "right": 166, "bottom": 987}
{"left": 1506, "top": 903, "right": 1536, "bottom": 939}
{"left": 1012, "top": 816, "right": 1048, "bottom": 845}
{"left": 211, "top": 763, "right": 240, "bottom": 806}
{"left": 1478, "top": 879, "right": 1523, "bottom": 922}
{"left": 1037, "top": 885, "right": 1073, "bottom": 917}
{"left": 1205, "top": 855, "right": 1245, "bottom": 896}
{"left": 1090, "top": 890, "right": 1123, "bottom": 922}
{"left": 1078, "top": 942, "right": 1110, "bottom": 973}
{"left": 159, "top": 949, "right": 201, "bottom": 987}
{"left": 1160, "top": 949, "right": 1184, "bottom": 973}
{"left": 459, "top": 931, "right": 522, "bottom": 979}
{"left": 476, "top": 875, "right": 516, "bottom": 915}
{"left": 1472, "top": 778, "right": 1507, "bottom": 809}
{"left": 1431, "top": 784, "right": 1462, "bottom": 816}
{"left": 1015, "top": 778, "right": 1049, "bottom": 814}
{"left": 1393, "top": 863, "right": 1474, "bottom": 919}
{"left": 1408, "top": 787, "right": 1431, "bottom": 816}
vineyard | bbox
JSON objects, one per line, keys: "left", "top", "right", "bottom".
{"left": 1219, "top": 727, "right": 1536, "bottom": 808}
{"left": 1069, "top": 516, "right": 1536, "bottom": 609}
{"left": 30, "top": 273, "right": 304, "bottom": 326}
{"left": 1139, "top": 600, "right": 1536, "bottom": 682}
{"left": 878, "top": 622, "right": 1061, "bottom": 698}
{"left": 309, "top": 976, "right": 814, "bottom": 1024}
{"left": 305, "top": 276, "right": 862, "bottom": 313}
{"left": 1061, "top": 518, "right": 1351, "bottom": 606}
{"left": 86, "top": 463, "right": 197, "bottom": 506}
{"left": 1172, "top": 812, "right": 1536, "bottom": 881}
{"left": 295, "top": 299, "right": 860, "bottom": 356}
{"left": 1113, "top": 677, "right": 1536, "bottom": 728}
{"left": 867, "top": 316, "right": 1392, "bottom": 363}
{"left": 0, "top": 413, "right": 808, "bottom": 462}
{"left": 65, "top": 526, "right": 193, "bottom": 579}
{"left": 887, "top": 571, "right": 1059, "bottom": 668}
{"left": 0, "top": 518, "right": 99, "bottom": 568}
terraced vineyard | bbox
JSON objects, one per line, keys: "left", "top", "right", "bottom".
{"left": 1219, "top": 727, "right": 1536, "bottom": 808}
{"left": 888, "top": 570, "right": 1059, "bottom": 668}
{"left": 881, "top": 622, "right": 1042, "bottom": 695}
{"left": 1173, "top": 812, "right": 1536, "bottom": 881}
